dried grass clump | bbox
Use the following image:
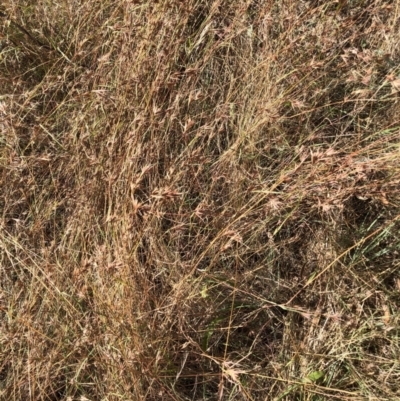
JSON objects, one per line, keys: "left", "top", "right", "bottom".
{"left": 1, "top": 1, "right": 400, "bottom": 400}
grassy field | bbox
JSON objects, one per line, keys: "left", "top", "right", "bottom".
{"left": 1, "top": 1, "right": 400, "bottom": 400}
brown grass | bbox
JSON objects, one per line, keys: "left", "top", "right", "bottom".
{"left": 1, "top": 1, "right": 400, "bottom": 400}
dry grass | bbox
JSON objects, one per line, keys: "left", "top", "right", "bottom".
{"left": 1, "top": 1, "right": 400, "bottom": 400}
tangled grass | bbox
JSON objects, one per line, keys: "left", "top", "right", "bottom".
{"left": 1, "top": 1, "right": 400, "bottom": 400}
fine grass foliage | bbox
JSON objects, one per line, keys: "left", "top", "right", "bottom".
{"left": 1, "top": 1, "right": 400, "bottom": 400}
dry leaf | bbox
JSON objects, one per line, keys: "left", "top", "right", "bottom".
{"left": 390, "top": 79, "right": 400, "bottom": 93}
{"left": 382, "top": 303, "right": 391, "bottom": 325}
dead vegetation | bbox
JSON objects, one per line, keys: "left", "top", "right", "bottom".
{"left": 1, "top": 1, "right": 400, "bottom": 400}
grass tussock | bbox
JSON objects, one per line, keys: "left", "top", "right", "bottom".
{"left": 1, "top": 1, "right": 400, "bottom": 400}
